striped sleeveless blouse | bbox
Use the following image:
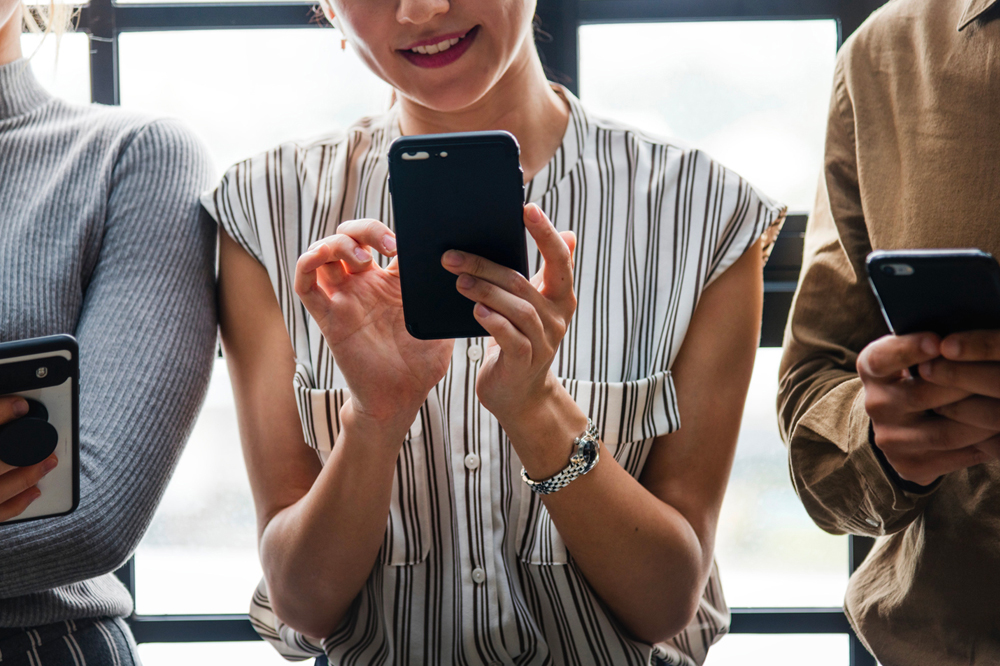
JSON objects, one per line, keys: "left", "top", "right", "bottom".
{"left": 202, "top": 86, "right": 785, "bottom": 666}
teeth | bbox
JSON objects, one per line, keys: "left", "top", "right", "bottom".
{"left": 412, "top": 36, "right": 463, "bottom": 55}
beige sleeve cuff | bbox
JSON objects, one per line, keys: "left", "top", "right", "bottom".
{"left": 788, "top": 378, "right": 936, "bottom": 537}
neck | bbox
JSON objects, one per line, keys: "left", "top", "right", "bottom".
{"left": 0, "top": 5, "right": 23, "bottom": 67}
{"left": 397, "top": 39, "right": 569, "bottom": 183}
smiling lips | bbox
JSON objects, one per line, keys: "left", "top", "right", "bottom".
{"left": 399, "top": 26, "right": 478, "bottom": 69}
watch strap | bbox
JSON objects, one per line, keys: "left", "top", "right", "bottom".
{"left": 521, "top": 419, "right": 600, "bottom": 495}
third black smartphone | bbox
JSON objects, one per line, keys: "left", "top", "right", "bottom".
{"left": 866, "top": 249, "right": 1000, "bottom": 337}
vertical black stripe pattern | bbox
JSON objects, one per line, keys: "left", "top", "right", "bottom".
{"left": 203, "top": 86, "right": 786, "bottom": 666}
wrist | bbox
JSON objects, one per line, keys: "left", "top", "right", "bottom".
{"left": 500, "top": 377, "right": 590, "bottom": 481}
{"left": 340, "top": 398, "right": 420, "bottom": 451}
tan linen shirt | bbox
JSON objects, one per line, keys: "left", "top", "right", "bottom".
{"left": 778, "top": 0, "right": 1000, "bottom": 664}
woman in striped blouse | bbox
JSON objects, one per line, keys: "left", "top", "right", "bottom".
{"left": 206, "top": 1, "right": 785, "bottom": 664}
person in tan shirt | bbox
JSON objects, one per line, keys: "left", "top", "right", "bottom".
{"left": 778, "top": 0, "right": 1000, "bottom": 664}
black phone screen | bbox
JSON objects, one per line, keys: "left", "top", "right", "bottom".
{"left": 866, "top": 249, "right": 1000, "bottom": 337}
{"left": 388, "top": 131, "right": 529, "bottom": 340}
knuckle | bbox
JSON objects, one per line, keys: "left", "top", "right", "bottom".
{"left": 864, "top": 390, "right": 891, "bottom": 420}
{"left": 513, "top": 301, "right": 536, "bottom": 325}
{"left": 857, "top": 347, "right": 879, "bottom": 378}
{"left": 509, "top": 274, "right": 532, "bottom": 299}
{"left": 469, "top": 254, "right": 488, "bottom": 275}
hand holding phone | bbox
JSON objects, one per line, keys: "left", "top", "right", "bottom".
{"left": 861, "top": 250, "right": 1000, "bottom": 486}
{"left": 439, "top": 203, "right": 578, "bottom": 430}
{"left": 0, "top": 335, "right": 79, "bottom": 523}
{"left": 0, "top": 396, "right": 59, "bottom": 521}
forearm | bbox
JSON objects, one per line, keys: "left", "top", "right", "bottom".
{"left": 507, "top": 390, "right": 706, "bottom": 644}
{"left": 259, "top": 402, "right": 412, "bottom": 639}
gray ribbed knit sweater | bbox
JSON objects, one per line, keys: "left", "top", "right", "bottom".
{"left": 0, "top": 59, "right": 216, "bottom": 627}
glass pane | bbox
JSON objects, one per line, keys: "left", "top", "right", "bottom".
{"left": 135, "top": 358, "right": 260, "bottom": 614}
{"left": 704, "top": 634, "right": 849, "bottom": 666}
{"left": 138, "top": 641, "right": 295, "bottom": 665}
{"left": 716, "top": 348, "right": 848, "bottom": 608}
{"left": 579, "top": 21, "right": 838, "bottom": 212}
{"left": 118, "top": 30, "right": 392, "bottom": 178}
{"left": 19, "top": 32, "right": 90, "bottom": 105}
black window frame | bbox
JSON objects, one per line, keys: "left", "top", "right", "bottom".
{"left": 55, "top": 0, "right": 886, "bottom": 663}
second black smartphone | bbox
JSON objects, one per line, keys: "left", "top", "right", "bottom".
{"left": 866, "top": 249, "right": 1000, "bottom": 337}
{"left": 388, "top": 131, "right": 529, "bottom": 340}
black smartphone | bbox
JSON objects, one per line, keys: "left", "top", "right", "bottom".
{"left": 0, "top": 335, "right": 80, "bottom": 524}
{"left": 388, "top": 131, "right": 529, "bottom": 339}
{"left": 866, "top": 249, "right": 1000, "bottom": 336}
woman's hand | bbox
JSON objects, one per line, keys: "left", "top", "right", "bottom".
{"left": 0, "top": 396, "right": 58, "bottom": 522}
{"left": 295, "top": 219, "right": 454, "bottom": 424}
{"left": 441, "top": 204, "right": 577, "bottom": 423}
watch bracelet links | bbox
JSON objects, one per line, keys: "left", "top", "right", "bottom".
{"left": 520, "top": 418, "right": 600, "bottom": 495}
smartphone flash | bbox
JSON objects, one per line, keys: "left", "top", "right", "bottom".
{"left": 439, "top": 151, "right": 448, "bottom": 158}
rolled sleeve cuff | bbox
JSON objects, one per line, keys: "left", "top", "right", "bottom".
{"left": 790, "top": 378, "right": 936, "bottom": 537}
{"left": 841, "top": 388, "right": 939, "bottom": 535}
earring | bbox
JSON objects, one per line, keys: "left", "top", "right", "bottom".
{"left": 332, "top": 16, "right": 347, "bottom": 50}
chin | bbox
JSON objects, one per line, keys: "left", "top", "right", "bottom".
{"left": 397, "top": 72, "right": 498, "bottom": 114}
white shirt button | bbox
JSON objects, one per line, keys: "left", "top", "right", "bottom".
{"left": 471, "top": 567, "right": 486, "bottom": 584}
{"left": 464, "top": 453, "right": 481, "bottom": 470}
{"left": 467, "top": 344, "right": 483, "bottom": 361}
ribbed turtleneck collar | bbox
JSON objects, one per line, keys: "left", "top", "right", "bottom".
{"left": 0, "top": 59, "right": 51, "bottom": 120}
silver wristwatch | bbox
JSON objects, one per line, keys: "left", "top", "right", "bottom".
{"left": 520, "top": 419, "right": 601, "bottom": 495}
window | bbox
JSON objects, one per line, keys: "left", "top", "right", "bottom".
{"left": 28, "top": 1, "right": 887, "bottom": 664}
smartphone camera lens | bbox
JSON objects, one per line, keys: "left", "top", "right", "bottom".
{"left": 882, "top": 263, "right": 915, "bottom": 277}
{"left": 36, "top": 367, "right": 48, "bottom": 379}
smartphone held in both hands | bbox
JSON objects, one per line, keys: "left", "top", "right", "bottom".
{"left": 388, "top": 130, "right": 529, "bottom": 340}
{"left": 0, "top": 335, "right": 80, "bottom": 524}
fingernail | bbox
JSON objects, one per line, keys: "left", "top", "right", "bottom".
{"left": 307, "top": 240, "right": 324, "bottom": 252}
{"left": 458, "top": 274, "right": 475, "bottom": 289}
{"left": 443, "top": 251, "right": 463, "bottom": 267}
{"left": 30, "top": 488, "right": 41, "bottom": 501}
{"left": 526, "top": 205, "right": 542, "bottom": 224}
{"left": 383, "top": 235, "right": 396, "bottom": 252}
{"left": 43, "top": 457, "right": 58, "bottom": 473}
{"left": 13, "top": 400, "right": 28, "bottom": 417}
{"left": 922, "top": 337, "right": 940, "bottom": 356}
{"left": 475, "top": 303, "right": 492, "bottom": 318}
{"left": 354, "top": 247, "right": 372, "bottom": 262}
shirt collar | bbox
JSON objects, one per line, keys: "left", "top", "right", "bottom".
{"left": 958, "top": 0, "right": 999, "bottom": 30}
{"left": 0, "top": 59, "right": 51, "bottom": 121}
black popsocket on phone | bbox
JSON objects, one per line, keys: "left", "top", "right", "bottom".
{"left": 0, "top": 335, "right": 80, "bottom": 523}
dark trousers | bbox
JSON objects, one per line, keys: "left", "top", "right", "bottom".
{"left": 0, "top": 617, "right": 140, "bottom": 665}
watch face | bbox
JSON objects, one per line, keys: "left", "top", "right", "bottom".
{"left": 581, "top": 439, "right": 599, "bottom": 466}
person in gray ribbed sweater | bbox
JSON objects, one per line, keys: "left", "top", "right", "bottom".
{"left": 0, "top": 0, "right": 216, "bottom": 661}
